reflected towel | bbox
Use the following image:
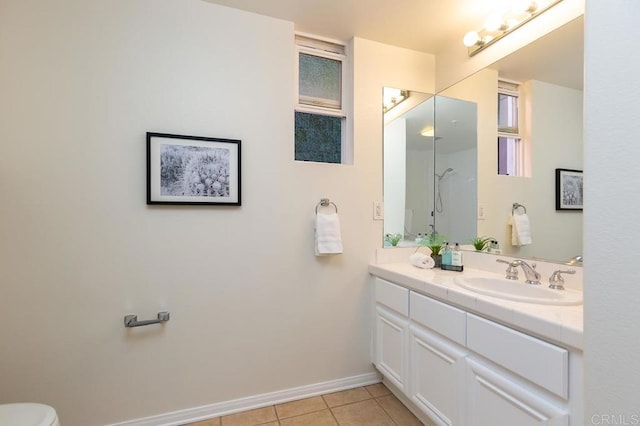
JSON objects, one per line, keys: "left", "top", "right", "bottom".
{"left": 509, "top": 213, "right": 532, "bottom": 246}
{"left": 315, "top": 212, "right": 343, "bottom": 255}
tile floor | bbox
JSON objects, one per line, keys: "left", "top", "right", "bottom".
{"left": 184, "top": 383, "right": 424, "bottom": 426}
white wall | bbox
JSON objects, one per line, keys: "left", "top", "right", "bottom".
{"left": 0, "top": 2, "right": 435, "bottom": 425}
{"left": 584, "top": 0, "right": 640, "bottom": 421}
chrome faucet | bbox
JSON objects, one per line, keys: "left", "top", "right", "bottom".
{"left": 496, "top": 259, "right": 541, "bottom": 285}
{"left": 496, "top": 259, "right": 519, "bottom": 280}
{"left": 548, "top": 269, "right": 576, "bottom": 290}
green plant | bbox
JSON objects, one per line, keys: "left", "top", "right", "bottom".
{"left": 469, "top": 236, "right": 494, "bottom": 252}
{"left": 385, "top": 233, "right": 403, "bottom": 247}
{"left": 419, "top": 233, "right": 447, "bottom": 256}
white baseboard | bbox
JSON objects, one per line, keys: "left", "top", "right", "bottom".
{"left": 107, "top": 372, "right": 381, "bottom": 426}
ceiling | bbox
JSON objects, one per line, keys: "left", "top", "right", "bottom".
{"left": 490, "top": 15, "right": 583, "bottom": 90}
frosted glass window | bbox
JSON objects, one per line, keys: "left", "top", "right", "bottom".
{"left": 294, "top": 34, "right": 349, "bottom": 164}
{"left": 295, "top": 112, "right": 342, "bottom": 163}
{"left": 298, "top": 53, "right": 342, "bottom": 109}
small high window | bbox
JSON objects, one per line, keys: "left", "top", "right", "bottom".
{"left": 497, "top": 80, "right": 523, "bottom": 176}
{"left": 294, "top": 35, "right": 349, "bottom": 164}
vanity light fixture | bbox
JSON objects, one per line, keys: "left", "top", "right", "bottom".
{"left": 463, "top": 0, "right": 563, "bottom": 56}
{"left": 383, "top": 87, "right": 409, "bottom": 113}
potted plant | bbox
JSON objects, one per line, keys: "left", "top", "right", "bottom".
{"left": 469, "top": 236, "right": 494, "bottom": 252}
{"left": 419, "top": 233, "right": 446, "bottom": 267}
{"left": 385, "top": 233, "right": 403, "bottom": 247}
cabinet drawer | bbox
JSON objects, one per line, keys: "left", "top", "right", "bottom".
{"left": 466, "top": 314, "right": 568, "bottom": 398}
{"left": 375, "top": 278, "right": 409, "bottom": 316}
{"left": 410, "top": 292, "right": 466, "bottom": 346}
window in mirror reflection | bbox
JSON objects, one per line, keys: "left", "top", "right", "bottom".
{"left": 498, "top": 137, "right": 521, "bottom": 175}
{"left": 498, "top": 80, "right": 524, "bottom": 176}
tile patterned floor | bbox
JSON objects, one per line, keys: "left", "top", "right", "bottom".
{"left": 184, "top": 384, "right": 424, "bottom": 426}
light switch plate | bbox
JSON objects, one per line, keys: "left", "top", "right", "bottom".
{"left": 478, "top": 203, "right": 486, "bottom": 220}
{"left": 373, "top": 201, "right": 384, "bottom": 220}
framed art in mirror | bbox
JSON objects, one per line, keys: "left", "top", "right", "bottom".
{"left": 147, "top": 132, "right": 241, "bottom": 206}
{"left": 556, "top": 168, "right": 583, "bottom": 211}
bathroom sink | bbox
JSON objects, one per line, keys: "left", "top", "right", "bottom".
{"left": 454, "top": 276, "right": 583, "bottom": 305}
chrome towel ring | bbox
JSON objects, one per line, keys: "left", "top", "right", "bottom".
{"left": 315, "top": 198, "right": 338, "bottom": 214}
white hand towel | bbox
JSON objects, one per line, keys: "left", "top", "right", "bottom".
{"left": 509, "top": 213, "right": 532, "bottom": 246}
{"left": 315, "top": 212, "right": 343, "bottom": 255}
{"left": 409, "top": 252, "right": 435, "bottom": 269}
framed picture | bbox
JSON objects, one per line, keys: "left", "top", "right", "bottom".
{"left": 555, "top": 168, "right": 583, "bottom": 211}
{"left": 147, "top": 132, "right": 241, "bottom": 206}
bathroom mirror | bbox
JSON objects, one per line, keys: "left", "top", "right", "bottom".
{"left": 432, "top": 96, "right": 477, "bottom": 244}
{"left": 383, "top": 90, "right": 435, "bottom": 244}
{"left": 383, "top": 92, "right": 478, "bottom": 246}
{"left": 383, "top": 16, "right": 584, "bottom": 264}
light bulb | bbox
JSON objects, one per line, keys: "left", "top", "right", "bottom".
{"left": 463, "top": 31, "right": 481, "bottom": 47}
{"left": 512, "top": 0, "right": 537, "bottom": 14}
{"left": 505, "top": 18, "right": 519, "bottom": 29}
{"left": 484, "top": 13, "right": 506, "bottom": 32}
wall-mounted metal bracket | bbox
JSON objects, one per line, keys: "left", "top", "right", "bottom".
{"left": 124, "top": 311, "right": 170, "bottom": 328}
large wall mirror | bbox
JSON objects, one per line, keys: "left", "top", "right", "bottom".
{"left": 383, "top": 16, "right": 584, "bottom": 265}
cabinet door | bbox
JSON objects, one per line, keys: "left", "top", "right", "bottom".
{"left": 375, "top": 305, "right": 409, "bottom": 391}
{"left": 465, "top": 358, "right": 569, "bottom": 426}
{"left": 410, "top": 324, "right": 467, "bottom": 426}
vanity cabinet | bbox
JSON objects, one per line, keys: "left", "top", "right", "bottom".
{"left": 465, "top": 357, "right": 568, "bottom": 426}
{"left": 372, "top": 277, "right": 579, "bottom": 426}
{"left": 409, "top": 292, "right": 468, "bottom": 426}
{"left": 373, "top": 278, "right": 409, "bottom": 392}
{"left": 464, "top": 313, "right": 570, "bottom": 425}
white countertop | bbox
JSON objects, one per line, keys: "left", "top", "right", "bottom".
{"left": 369, "top": 262, "right": 584, "bottom": 351}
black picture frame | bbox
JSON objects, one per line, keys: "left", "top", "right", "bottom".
{"left": 555, "top": 168, "right": 583, "bottom": 211}
{"left": 147, "top": 132, "right": 241, "bottom": 206}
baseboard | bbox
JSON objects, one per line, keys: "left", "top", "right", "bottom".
{"left": 107, "top": 372, "right": 381, "bottom": 426}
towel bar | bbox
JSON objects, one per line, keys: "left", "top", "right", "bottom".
{"left": 124, "top": 312, "right": 170, "bottom": 328}
{"left": 315, "top": 198, "right": 338, "bottom": 214}
{"left": 512, "top": 203, "right": 527, "bottom": 214}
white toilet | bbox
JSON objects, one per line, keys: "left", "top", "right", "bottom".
{"left": 0, "top": 403, "right": 59, "bottom": 426}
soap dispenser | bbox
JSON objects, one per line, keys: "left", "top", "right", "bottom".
{"left": 441, "top": 242, "right": 452, "bottom": 268}
{"left": 452, "top": 243, "right": 463, "bottom": 266}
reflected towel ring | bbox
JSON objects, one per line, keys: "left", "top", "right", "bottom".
{"left": 316, "top": 198, "right": 338, "bottom": 214}
{"left": 512, "top": 203, "right": 527, "bottom": 214}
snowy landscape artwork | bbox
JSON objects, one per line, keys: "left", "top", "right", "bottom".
{"left": 147, "top": 133, "right": 241, "bottom": 205}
